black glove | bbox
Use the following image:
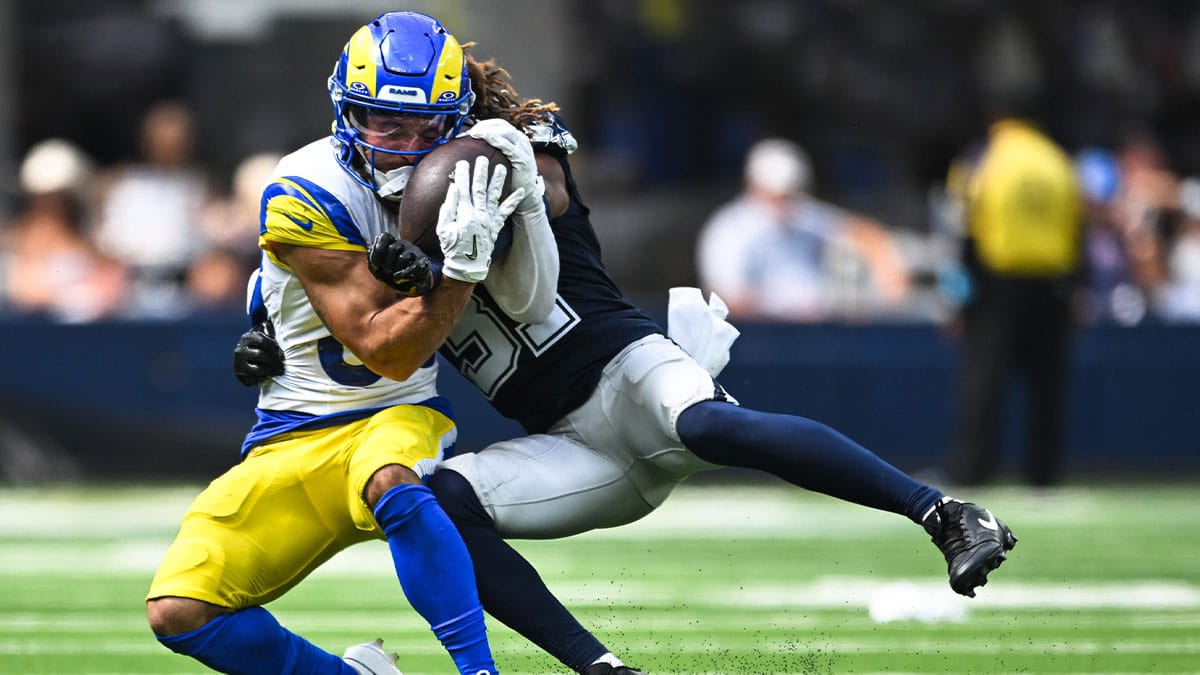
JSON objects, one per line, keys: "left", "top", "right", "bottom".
{"left": 367, "top": 232, "right": 437, "bottom": 297}
{"left": 233, "top": 320, "right": 285, "bottom": 387}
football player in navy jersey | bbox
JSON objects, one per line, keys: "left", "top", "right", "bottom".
{"left": 236, "top": 12, "right": 1018, "bottom": 674}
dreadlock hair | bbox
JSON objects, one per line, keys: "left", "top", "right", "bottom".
{"left": 464, "top": 49, "right": 559, "bottom": 130}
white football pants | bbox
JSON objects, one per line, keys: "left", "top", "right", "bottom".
{"left": 439, "top": 333, "right": 735, "bottom": 539}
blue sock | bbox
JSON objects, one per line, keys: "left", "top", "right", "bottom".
{"left": 157, "top": 606, "right": 353, "bottom": 674}
{"left": 428, "top": 469, "right": 606, "bottom": 672}
{"left": 374, "top": 483, "right": 496, "bottom": 675}
{"left": 678, "top": 401, "right": 943, "bottom": 523}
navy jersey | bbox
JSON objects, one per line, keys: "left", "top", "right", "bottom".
{"left": 439, "top": 150, "right": 660, "bottom": 433}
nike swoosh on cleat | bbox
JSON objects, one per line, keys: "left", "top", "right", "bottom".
{"left": 464, "top": 235, "right": 479, "bottom": 260}
{"left": 977, "top": 511, "right": 999, "bottom": 530}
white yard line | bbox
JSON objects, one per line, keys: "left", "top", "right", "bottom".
{"left": 3, "top": 530, "right": 1196, "bottom": 614}
{"left": 4, "top": 483, "right": 1193, "bottom": 540}
{"left": 5, "top": 485, "right": 1200, "bottom": 616}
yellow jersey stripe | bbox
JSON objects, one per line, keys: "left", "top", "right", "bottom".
{"left": 259, "top": 176, "right": 367, "bottom": 261}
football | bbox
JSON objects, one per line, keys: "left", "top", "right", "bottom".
{"left": 398, "top": 136, "right": 514, "bottom": 259}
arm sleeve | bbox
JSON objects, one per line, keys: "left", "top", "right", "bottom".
{"left": 482, "top": 199, "right": 560, "bottom": 324}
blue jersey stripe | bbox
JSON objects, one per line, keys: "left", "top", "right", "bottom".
{"left": 240, "top": 395, "right": 455, "bottom": 457}
{"left": 246, "top": 268, "right": 268, "bottom": 327}
{"left": 263, "top": 176, "right": 366, "bottom": 247}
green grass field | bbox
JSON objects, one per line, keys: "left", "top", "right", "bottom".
{"left": 1, "top": 481, "right": 1197, "bottom": 674}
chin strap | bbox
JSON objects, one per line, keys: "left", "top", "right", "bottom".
{"left": 373, "top": 164, "right": 413, "bottom": 200}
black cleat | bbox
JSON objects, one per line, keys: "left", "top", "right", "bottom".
{"left": 581, "top": 664, "right": 644, "bottom": 675}
{"left": 923, "top": 498, "right": 1017, "bottom": 597}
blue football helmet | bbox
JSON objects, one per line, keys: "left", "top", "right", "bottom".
{"left": 328, "top": 12, "right": 475, "bottom": 199}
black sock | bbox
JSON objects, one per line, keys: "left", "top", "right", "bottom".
{"left": 427, "top": 469, "right": 608, "bottom": 672}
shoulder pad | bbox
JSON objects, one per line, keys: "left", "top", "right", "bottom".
{"left": 526, "top": 112, "right": 578, "bottom": 157}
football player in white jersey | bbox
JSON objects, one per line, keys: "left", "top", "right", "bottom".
{"left": 236, "top": 10, "right": 1018, "bottom": 675}
{"left": 146, "top": 13, "right": 532, "bottom": 675}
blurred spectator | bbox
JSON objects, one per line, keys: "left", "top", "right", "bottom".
{"left": 1155, "top": 177, "right": 1200, "bottom": 321}
{"left": 1074, "top": 147, "right": 1147, "bottom": 325}
{"left": 183, "top": 249, "right": 247, "bottom": 314}
{"left": 1112, "top": 131, "right": 1179, "bottom": 295}
{"left": 201, "top": 152, "right": 280, "bottom": 261}
{"left": 92, "top": 101, "right": 214, "bottom": 318}
{"left": 696, "top": 138, "right": 911, "bottom": 322}
{"left": 1, "top": 139, "right": 127, "bottom": 322}
{"left": 189, "top": 152, "right": 283, "bottom": 313}
{"left": 1106, "top": 131, "right": 1200, "bottom": 322}
{"left": 944, "top": 114, "right": 1084, "bottom": 487}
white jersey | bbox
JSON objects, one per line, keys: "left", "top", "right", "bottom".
{"left": 253, "top": 137, "right": 438, "bottom": 416}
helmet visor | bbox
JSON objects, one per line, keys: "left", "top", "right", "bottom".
{"left": 346, "top": 105, "right": 454, "bottom": 144}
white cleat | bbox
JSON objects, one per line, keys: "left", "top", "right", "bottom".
{"left": 343, "top": 638, "right": 403, "bottom": 675}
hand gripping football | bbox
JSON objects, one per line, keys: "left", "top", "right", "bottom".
{"left": 398, "top": 136, "right": 515, "bottom": 260}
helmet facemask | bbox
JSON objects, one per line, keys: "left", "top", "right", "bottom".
{"left": 328, "top": 12, "right": 476, "bottom": 200}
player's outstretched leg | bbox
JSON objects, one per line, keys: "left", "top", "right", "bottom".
{"left": 676, "top": 400, "right": 1019, "bottom": 595}
{"left": 428, "top": 469, "right": 639, "bottom": 673}
{"left": 372, "top": 483, "right": 496, "bottom": 674}
{"left": 922, "top": 497, "right": 1018, "bottom": 597}
{"left": 150, "top": 604, "right": 364, "bottom": 674}
{"left": 344, "top": 638, "right": 403, "bottom": 675}
{"left": 676, "top": 401, "right": 943, "bottom": 521}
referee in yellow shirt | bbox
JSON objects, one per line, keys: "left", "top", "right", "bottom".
{"left": 948, "top": 112, "right": 1084, "bottom": 487}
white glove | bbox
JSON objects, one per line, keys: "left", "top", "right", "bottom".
{"left": 667, "top": 287, "right": 741, "bottom": 377}
{"left": 463, "top": 119, "right": 558, "bottom": 318}
{"left": 436, "top": 156, "right": 526, "bottom": 283}
{"left": 465, "top": 118, "right": 544, "bottom": 216}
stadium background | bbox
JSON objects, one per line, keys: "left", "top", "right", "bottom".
{"left": 1, "top": 0, "right": 1197, "bottom": 482}
{"left": 2, "top": 2, "right": 1199, "bottom": 673}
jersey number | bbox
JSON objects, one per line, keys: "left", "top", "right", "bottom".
{"left": 442, "top": 294, "right": 579, "bottom": 398}
{"left": 317, "top": 336, "right": 383, "bottom": 387}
